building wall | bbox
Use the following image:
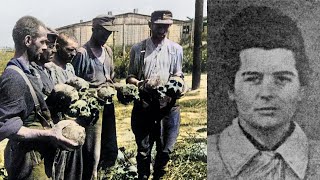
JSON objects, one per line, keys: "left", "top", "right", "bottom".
{"left": 57, "top": 13, "right": 188, "bottom": 47}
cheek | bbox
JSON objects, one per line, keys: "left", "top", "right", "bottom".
{"left": 233, "top": 81, "right": 257, "bottom": 112}
{"left": 235, "top": 90, "right": 254, "bottom": 112}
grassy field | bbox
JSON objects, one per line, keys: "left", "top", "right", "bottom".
{"left": 0, "top": 50, "right": 207, "bottom": 179}
{"left": 107, "top": 74, "right": 207, "bottom": 179}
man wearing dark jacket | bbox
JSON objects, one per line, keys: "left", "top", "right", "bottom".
{"left": 72, "top": 14, "right": 118, "bottom": 179}
{"left": 0, "top": 15, "right": 79, "bottom": 180}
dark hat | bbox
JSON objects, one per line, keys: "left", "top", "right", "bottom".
{"left": 46, "top": 27, "right": 58, "bottom": 42}
{"left": 92, "top": 14, "right": 116, "bottom": 31}
{"left": 151, "top": 10, "right": 173, "bottom": 24}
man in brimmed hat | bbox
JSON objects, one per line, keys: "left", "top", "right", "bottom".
{"left": 72, "top": 14, "right": 118, "bottom": 179}
{"left": 127, "top": 10, "right": 184, "bottom": 180}
{"left": 208, "top": 5, "right": 320, "bottom": 179}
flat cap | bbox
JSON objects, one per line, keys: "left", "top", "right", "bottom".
{"left": 92, "top": 14, "right": 116, "bottom": 32}
{"left": 151, "top": 10, "right": 173, "bottom": 24}
{"left": 47, "top": 27, "right": 58, "bottom": 42}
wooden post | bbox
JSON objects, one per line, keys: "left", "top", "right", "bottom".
{"left": 192, "top": 0, "right": 203, "bottom": 90}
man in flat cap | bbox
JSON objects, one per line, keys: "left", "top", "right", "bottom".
{"left": 72, "top": 14, "right": 118, "bottom": 179}
{"left": 208, "top": 6, "right": 320, "bottom": 179}
{"left": 127, "top": 10, "right": 184, "bottom": 180}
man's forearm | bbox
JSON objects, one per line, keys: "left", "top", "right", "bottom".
{"left": 10, "top": 126, "right": 52, "bottom": 141}
{"left": 127, "top": 77, "right": 141, "bottom": 87}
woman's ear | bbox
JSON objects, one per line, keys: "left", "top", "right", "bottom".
{"left": 24, "top": 35, "right": 32, "bottom": 47}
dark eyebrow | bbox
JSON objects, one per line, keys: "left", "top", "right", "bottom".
{"left": 241, "top": 71, "right": 296, "bottom": 77}
{"left": 273, "top": 71, "right": 296, "bottom": 76}
{"left": 241, "top": 71, "right": 261, "bottom": 76}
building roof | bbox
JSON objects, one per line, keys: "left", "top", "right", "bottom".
{"left": 56, "top": 12, "right": 187, "bottom": 30}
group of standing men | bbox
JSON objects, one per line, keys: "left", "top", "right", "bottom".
{"left": 0, "top": 9, "right": 184, "bottom": 180}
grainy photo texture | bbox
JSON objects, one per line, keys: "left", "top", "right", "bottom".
{"left": 208, "top": 0, "right": 320, "bottom": 179}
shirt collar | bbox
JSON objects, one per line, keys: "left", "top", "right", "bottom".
{"left": 147, "top": 37, "right": 168, "bottom": 51}
{"left": 218, "top": 118, "right": 309, "bottom": 179}
{"left": 7, "top": 58, "right": 31, "bottom": 74}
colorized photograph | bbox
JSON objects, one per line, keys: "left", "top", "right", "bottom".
{"left": 0, "top": 0, "right": 207, "bottom": 179}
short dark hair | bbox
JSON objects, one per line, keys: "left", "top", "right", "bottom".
{"left": 12, "top": 15, "right": 46, "bottom": 50}
{"left": 57, "top": 32, "right": 78, "bottom": 47}
{"left": 221, "top": 6, "right": 310, "bottom": 91}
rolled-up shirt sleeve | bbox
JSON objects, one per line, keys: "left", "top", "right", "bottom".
{"left": 0, "top": 101, "right": 24, "bottom": 141}
{"left": 0, "top": 71, "right": 29, "bottom": 141}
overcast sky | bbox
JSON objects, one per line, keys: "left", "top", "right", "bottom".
{"left": 0, "top": 0, "right": 207, "bottom": 48}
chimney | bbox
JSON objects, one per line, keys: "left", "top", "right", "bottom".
{"left": 133, "top": 8, "right": 138, "bottom": 14}
{"left": 108, "top": 11, "right": 112, "bottom": 15}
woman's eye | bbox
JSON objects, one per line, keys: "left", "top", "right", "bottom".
{"left": 276, "top": 76, "right": 292, "bottom": 84}
{"left": 244, "top": 76, "right": 260, "bottom": 84}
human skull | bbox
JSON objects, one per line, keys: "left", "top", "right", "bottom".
{"left": 117, "top": 84, "right": 140, "bottom": 105}
{"left": 66, "top": 77, "right": 90, "bottom": 91}
{"left": 97, "top": 86, "right": 116, "bottom": 104}
{"left": 164, "top": 77, "right": 184, "bottom": 98}
{"left": 78, "top": 86, "right": 89, "bottom": 98}
{"left": 68, "top": 99, "right": 91, "bottom": 118}
{"left": 88, "top": 88, "right": 98, "bottom": 97}
{"left": 88, "top": 97, "right": 102, "bottom": 111}
{"left": 61, "top": 120, "right": 86, "bottom": 146}
{"left": 121, "top": 84, "right": 140, "bottom": 100}
{"left": 54, "top": 83, "right": 79, "bottom": 103}
{"left": 157, "top": 85, "right": 167, "bottom": 98}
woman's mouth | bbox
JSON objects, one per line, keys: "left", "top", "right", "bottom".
{"left": 255, "top": 107, "right": 278, "bottom": 115}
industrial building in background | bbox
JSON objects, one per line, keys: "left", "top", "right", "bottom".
{"left": 56, "top": 9, "right": 192, "bottom": 48}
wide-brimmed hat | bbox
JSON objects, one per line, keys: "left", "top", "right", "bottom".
{"left": 92, "top": 14, "right": 117, "bottom": 32}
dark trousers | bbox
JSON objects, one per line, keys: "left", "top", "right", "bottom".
{"left": 53, "top": 148, "right": 83, "bottom": 180}
{"left": 5, "top": 140, "right": 56, "bottom": 180}
{"left": 131, "top": 102, "right": 180, "bottom": 179}
{"left": 100, "top": 103, "right": 118, "bottom": 168}
{"left": 82, "top": 104, "right": 118, "bottom": 179}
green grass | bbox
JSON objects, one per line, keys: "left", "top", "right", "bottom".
{"left": 0, "top": 50, "right": 207, "bottom": 179}
{"left": 107, "top": 75, "right": 207, "bottom": 179}
{"left": 0, "top": 51, "right": 13, "bottom": 75}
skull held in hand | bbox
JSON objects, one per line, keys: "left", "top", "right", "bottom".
{"left": 88, "top": 97, "right": 102, "bottom": 111}
{"left": 66, "top": 77, "right": 90, "bottom": 99}
{"left": 157, "top": 85, "right": 167, "bottom": 98}
{"left": 117, "top": 84, "right": 140, "bottom": 104}
{"left": 66, "top": 77, "right": 89, "bottom": 90}
{"left": 53, "top": 84, "right": 79, "bottom": 111}
{"left": 164, "top": 76, "right": 184, "bottom": 99}
{"left": 97, "top": 86, "right": 116, "bottom": 104}
{"left": 68, "top": 99, "right": 91, "bottom": 118}
{"left": 78, "top": 86, "right": 89, "bottom": 99}
{"left": 61, "top": 120, "right": 86, "bottom": 146}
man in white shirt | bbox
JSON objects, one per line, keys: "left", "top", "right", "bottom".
{"left": 127, "top": 10, "right": 184, "bottom": 180}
